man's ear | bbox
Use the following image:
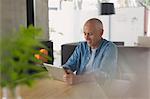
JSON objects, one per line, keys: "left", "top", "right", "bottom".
{"left": 100, "top": 29, "right": 104, "bottom": 36}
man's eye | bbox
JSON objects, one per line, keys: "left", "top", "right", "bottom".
{"left": 88, "top": 33, "right": 93, "bottom": 35}
{"left": 84, "top": 32, "right": 93, "bottom": 36}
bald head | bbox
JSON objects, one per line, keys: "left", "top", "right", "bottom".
{"left": 83, "top": 18, "right": 104, "bottom": 48}
{"left": 84, "top": 18, "right": 103, "bottom": 31}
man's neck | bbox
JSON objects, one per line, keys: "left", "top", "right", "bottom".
{"left": 91, "top": 38, "right": 102, "bottom": 49}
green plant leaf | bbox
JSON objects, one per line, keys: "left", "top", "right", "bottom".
{"left": 0, "top": 25, "right": 51, "bottom": 89}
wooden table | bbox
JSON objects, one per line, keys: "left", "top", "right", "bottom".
{"left": 1, "top": 78, "right": 108, "bottom": 99}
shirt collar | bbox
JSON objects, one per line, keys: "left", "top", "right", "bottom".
{"left": 87, "top": 38, "right": 104, "bottom": 53}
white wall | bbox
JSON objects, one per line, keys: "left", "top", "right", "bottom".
{"left": 76, "top": 7, "right": 145, "bottom": 46}
{"left": 111, "top": 7, "right": 145, "bottom": 46}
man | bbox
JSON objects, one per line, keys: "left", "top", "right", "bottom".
{"left": 63, "top": 18, "right": 118, "bottom": 85}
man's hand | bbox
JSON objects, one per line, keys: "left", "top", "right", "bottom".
{"left": 63, "top": 68, "right": 98, "bottom": 85}
{"left": 63, "top": 70, "right": 76, "bottom": 85}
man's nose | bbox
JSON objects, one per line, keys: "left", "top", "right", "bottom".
{"left": 84, "top": 33, "right": 89, "bottom": 38}
{"left": 84, "top": 34, "right": 88, "bottom": 39}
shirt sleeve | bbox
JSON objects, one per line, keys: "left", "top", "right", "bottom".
{"left": 62, "top": 43, "right": 81, "bottom": 72}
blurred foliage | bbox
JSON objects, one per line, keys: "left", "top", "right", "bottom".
{"left": 0, "top": 25, "right": 51, "bottom": 89}
{"left": 144, "top": 0, "right": 150, "bottom": 6}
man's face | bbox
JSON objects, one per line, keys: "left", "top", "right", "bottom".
{"left": 83, "top": 22, "right": 103, "bottom": 49}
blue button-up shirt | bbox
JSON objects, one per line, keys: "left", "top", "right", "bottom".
{"left": 63, "top": 39, "right": 118, "bottom": 79}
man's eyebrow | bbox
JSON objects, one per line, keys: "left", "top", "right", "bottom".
{"left": 83, "top": 30, "right": 95, "bottom": 33}
{"left": 83, "top": 32, "right": 93, "bottom": 35}
{"left": 84, "top": 32, "right": 91, "bottom": 34}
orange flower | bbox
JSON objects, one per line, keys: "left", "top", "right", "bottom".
{"left": 35, "top": 49, "right": 48, "bottom": 62}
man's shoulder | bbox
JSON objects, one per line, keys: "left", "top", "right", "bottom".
{"left": 100, "top": 39, "right": 117, "bottom": 51}
{"left": 77, "top": 41, "right": 88, "bottom": 47}
{"left": 75, "top": 41, "right": 89, "bottom": 51}
{"left": 102, "top": 39, "right": 117, "bottom": 47}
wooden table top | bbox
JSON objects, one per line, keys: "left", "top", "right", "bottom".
{"left": 1, "top": 78, "right": 108, "bottom": 99}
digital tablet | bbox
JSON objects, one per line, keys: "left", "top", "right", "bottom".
{"left": 43, "top": 63, "right": 64, "bottom": 81}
